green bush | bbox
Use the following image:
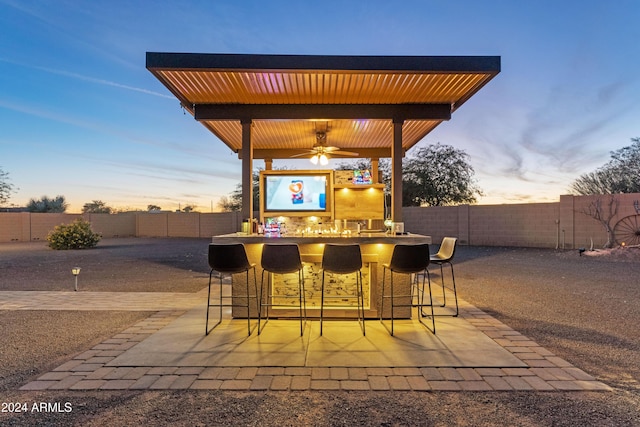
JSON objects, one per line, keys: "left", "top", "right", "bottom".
{"left": 47, "top": 219, "right": 101, "bottom": 250}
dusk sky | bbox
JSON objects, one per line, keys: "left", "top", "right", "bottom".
{"left": 1, "top": 1, "right": 638, "bottom": 213}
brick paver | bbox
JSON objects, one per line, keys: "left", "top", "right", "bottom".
{"left": 290, "top": 376, "right": 311, "bottom": 390}
{"left": 13, "top": 292, "right": 612, "bottom": 393}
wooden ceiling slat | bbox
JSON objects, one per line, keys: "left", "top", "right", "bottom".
{"left": 148, "top": 54, "right": 499, "bottom": 158}
{"left": 174, "top": 71, "right": 493, "bottom": 105}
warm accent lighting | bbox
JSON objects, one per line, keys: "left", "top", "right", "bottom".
{"left": 71, "top": 267, "right": 81, "bottom": 291}
{"left": 310, "top": 151, "right": 329, "bottom": 165}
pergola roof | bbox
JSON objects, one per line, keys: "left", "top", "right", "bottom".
{"left": 146, "top": 53, "right": 500, "bottom": 159}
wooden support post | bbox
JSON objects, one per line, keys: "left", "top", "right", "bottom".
{"left": 391, "top": 119, "right": 403, "bottom": 222}
{"left": 371, "top": 158, "right": 379, "bottom": 184}
{"left": 241, "top": 119, "right": 253, "bottom": 222}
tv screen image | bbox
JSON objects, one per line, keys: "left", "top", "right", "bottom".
{"left": 353, "top": 169, "right": 373, "bottom": 185}
{"left": 264, "top": 175, "right": 327, "bottom": 212}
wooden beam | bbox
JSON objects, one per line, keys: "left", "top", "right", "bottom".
{"left": 194, "top": 103, "right": 451, "bottom": 121}
{"left": 238, "top": 148, "right": 403, "bottom": 160}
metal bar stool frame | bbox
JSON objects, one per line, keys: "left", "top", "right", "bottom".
{"left": 429, "top": 237, "right": 459, "bottom": 316}
{"left": 206, "top": 243, "right": 259, "bottom": 336}
{"left": 417, "top": 237, "right": 459, "bottom": 317}
{"left": 320, "top": 244, "right": 366, "bottom": 336}
{"left": 258, "top": 243, "right": 307, "bottom": 336}
{"left": 380, "top": 243, "right": 435, "bottom": 336}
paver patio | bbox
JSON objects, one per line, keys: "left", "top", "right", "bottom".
{"left": 3, "top": 286, "right": 610, "bottom": 393}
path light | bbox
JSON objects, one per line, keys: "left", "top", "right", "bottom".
{"left": 71, "top": 267, "right": 81, "bottom": 291}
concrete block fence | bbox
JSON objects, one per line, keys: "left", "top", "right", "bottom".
{"left": 1, "top": 193, "right": 639, "bottom": 248}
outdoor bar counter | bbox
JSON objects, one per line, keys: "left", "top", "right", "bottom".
{"left": 212, "top": 232, "right": 432, "bottom": 319}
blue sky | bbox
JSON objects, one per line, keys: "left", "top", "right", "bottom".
{"left": 1, "top": 0, "right": 638, "bottom": 212}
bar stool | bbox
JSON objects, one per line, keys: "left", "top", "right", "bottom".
{"left": 258, "top": 243, "right": 306, "bottom": 336}
{"left": 380, "top": 243, "right": 435, "bottom": 336}
{"left": 320, "top": 244, "right": 365, "bottom": 336}
{"left": 206, "top": 243, "right": 258, "bottom": 336}
{"left": 429, "top": 237, "right": 459, "bottom": 316}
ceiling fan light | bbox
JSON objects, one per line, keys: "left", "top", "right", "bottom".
{"left": 310, "top": 154, "right": 319, "bottom": 165}
{"left": 319, "top": 154, "right": 329, "bottom": 165}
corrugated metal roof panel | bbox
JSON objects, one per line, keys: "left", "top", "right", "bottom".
{"left": 158, "top": 70, "right": 492, "bottom": 105}
{"left": 149, "top": 54, "right": 500, "bottom": 158}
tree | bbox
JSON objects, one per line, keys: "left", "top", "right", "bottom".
{"left": 0, "top": 167, "right": 16, "bottom": 206}
{"left": 580, "top": 194, "right": 619, "bottom": 248}
{"left": 402, "top": 144, "right": 482, "bottom": 206}
{"left": 26, "top": 195, "right": 68, "bottom": 213}
{"left": 218, "top": 170, "right": 261, "bottom": 212}
{"left": 570, "top": 137, "right": 640, "bottom": 195}
{"left": 339, "top": 144, "right": 481, "bottom": 207}
{"left": 147, "top": 204, "right": 162, "bottom": 212}
{"left": 217, "top": 195, "right": 241, "bottom": 212}
{"left": 82, "top": 200, "right": 113, "bottom": 214}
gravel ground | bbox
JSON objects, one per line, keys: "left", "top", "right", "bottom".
{"left": 0, "top": 238, "right": 639, "bottom": 426}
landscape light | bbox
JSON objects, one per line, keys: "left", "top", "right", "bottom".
{"left": 71, "top": 267, "right": 81, "bottom": 291}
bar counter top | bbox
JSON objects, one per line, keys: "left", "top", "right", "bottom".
{"left": 211, "top": 232, "right": 431, "bottom": 245}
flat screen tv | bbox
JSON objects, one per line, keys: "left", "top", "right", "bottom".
{"left": 262, "top": 172, "right": 331, "bottom": 214}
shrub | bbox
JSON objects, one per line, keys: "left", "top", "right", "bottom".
{"left": 47, "top": 219, "right": 101, "bottom": 250}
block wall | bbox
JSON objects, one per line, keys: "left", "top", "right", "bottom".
{"left": 135, "top": 213, "right": 168, "bottom": 237}
{"left": 86, "top": 213, "right": 136, "bottom": 238}
{"left": 403, "top": 206, "right": 459, "bottom": 245}
{"left": 30, "top": 213, "right": 82, "bottom": 241}
{"left": 468, "top": 203, "right": 559, "bottom": 248}
{"left": 0, "top": 213, "right": 28, "bottom": 242}
{"left": 167, "top": 213, "right": 200, "bottom": 237}
{"left": 2, "top": 194, "right": 639, "bottom": 247}
{"left": 200, "top": 212, "right": 242, "bottom": 237}
{"left": 568, "top": 193, "right": 640, "bottom": 249}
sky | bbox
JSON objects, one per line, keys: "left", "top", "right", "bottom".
{"left": 1, "top": 0, "right": 639, "bottom": 213}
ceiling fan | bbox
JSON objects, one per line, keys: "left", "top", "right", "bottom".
{"left": 290, "top": 123, "right": 359, "bottom": 165}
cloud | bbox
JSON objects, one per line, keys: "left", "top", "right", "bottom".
{"left": 0, "top": 1, "right": 142, "bottom": 70}
{"left": 517, "top": 78, "right": 633, "bottom": 169}
{"left": 469, "top": 76, "right": 636, "bottom": 193}
{"left": 90, "top": 157, "right": 241, "bottom": 183}
{"left": 0, "top": 96, "right": 228, "bottom": 163}
{"left": 0, "top": 98, "right": 102, "bottom": 131}
{"left": 0, "top": 57, "right": 172, "bottom": 99}
{"left": 41, "top": 67, "right": 173, "bottom": 99}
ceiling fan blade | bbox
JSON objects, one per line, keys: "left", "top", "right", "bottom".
{"left": 290, "top": 151, "right": 314, "bottom": 158}
{"left": 323, "top": 146, "right": 341, "bottom": 152}
{"left": 332, "top": 150, "right": 360, "bottom": 157}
